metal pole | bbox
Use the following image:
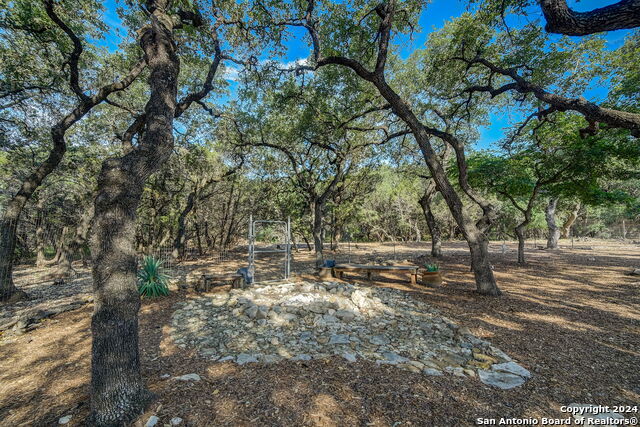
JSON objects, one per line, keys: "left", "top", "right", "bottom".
{"left": 286, "top": 216, "right": 291, "bottom": 279}
{"left": 248, "top": 214, "right": 254, "bottom": 280}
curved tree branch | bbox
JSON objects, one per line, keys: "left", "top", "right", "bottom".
{"left": 539, "top": 0, "right": 640, "bottom": 36}
{"left": 456, "top": 55, "right": 640, "bottom": 137}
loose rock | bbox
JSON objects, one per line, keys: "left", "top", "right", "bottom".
{"left": 170, "top": 281, "right": 528, "bottom": 386}
{"left": 58, "top": 415, "right": 72, "bottom": 425}
{"left": 174, "top": 373, "right": 201, "bottom": 382}
{"left": 144, "top": 415, "right": 159, "bottom": 427}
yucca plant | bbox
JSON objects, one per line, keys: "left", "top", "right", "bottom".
{"left": 137, "top": 256, "right": 170, "bottom": 297}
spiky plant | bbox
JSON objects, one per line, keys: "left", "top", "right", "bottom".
{"left": 423, "top": 263, "right": 439, "bottom": 272}
{"left": 137, "top": 256, "right": 170, "bottom": 297}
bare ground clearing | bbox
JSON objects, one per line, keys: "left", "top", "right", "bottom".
{"left": 0, "top": 239, "right": 638, "bottom": 426}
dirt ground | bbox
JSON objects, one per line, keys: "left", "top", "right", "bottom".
{"left": 1, "top": 239, "right": 639, "bottom": 426}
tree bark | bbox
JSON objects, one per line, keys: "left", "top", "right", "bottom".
{"left": 173, "top": 189, "right": 196, "bottom": 259}
{"left": 515, "top": 224, "right": 526, "bottom": 264}
{"left": 194, "top": 208, "right": 203, "bottom": 256}
{"left": 35, "top": 199, "right": 47, "bottom": 268}
{"left": 89, "top": 7, "right": 178, "bottom": 425}
{"left": 330, "top": 229, "right": 342, "bottom": 251}
{"left": 419, "top": 183, "right": 442, "bottom": 258}
{"left": 545, "top": 197, "right": 560, "bottom": 249}
{"left": 0, "top": 217, "right": 27, "bottom": 301}
{"left": 311, "top": 200, "right": 324, "bottom": 268}
{"left": 561, "top": 202, "right": 581, "bottom": 238}
{"left": 204, "top": 220, "right": 213, "bottom": 249}
{"left": 302, "top": 234, "right": 312, "bottom": 251}
{"left": 55, "top": 203, "right": 94, "bottom": 278}
{"left": 539, "top": 0, "right": 640, "bottom": 36}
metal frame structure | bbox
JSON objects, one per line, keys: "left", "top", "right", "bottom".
{"left": 248, "top": 215, "right": 291, "bottom": 281}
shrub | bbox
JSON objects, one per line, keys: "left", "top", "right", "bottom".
{"left": 137, "top": 256, "right": 170, "bottom": 297}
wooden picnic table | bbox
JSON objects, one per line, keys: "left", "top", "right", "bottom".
{"left": 333, "top": 264, "right": 419, "bottom": 285}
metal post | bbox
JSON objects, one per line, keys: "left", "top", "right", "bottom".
{"left": 285, "top": 216, "right": 291, "bottom": 279}
{"left": 248, "top": 214, "right": 254, "bottom": 279}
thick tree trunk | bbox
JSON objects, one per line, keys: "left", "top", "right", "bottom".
{"left": 312, "top": 200, "right": 324, "bottom": 268}
{"left": 560, "top": 202, "right": 581, "bottom": 238}
{"left": 419, "top": 184, "right": 442, "bottom": 258}
{"left": 545, "top": 197, "right": 560, "bottom": 249}
{"left": 89, "top": 9, "right": 179, "bottom": 425}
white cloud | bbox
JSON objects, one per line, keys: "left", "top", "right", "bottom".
{"left": 221, "top": 57, "right": 309, "bottom": 81}
{"left": 222, "top": 66, "right": 240, "bottom": 82}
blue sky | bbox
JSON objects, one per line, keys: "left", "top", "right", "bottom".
{"left": 98, "top": 0, "right": 630, "bottom": 148}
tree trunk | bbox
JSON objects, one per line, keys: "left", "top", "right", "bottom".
{"left": 515, "top": 224, "right": 526, "bottom": 264}
{"left": 545, "top": 197, "right": 560, "bottom": 249}
{"left": 0, "top": 217, "right": 28, "bottom": 301}
{"left": 89, "top": 9, "right": 179, "bottom": 425}
{"left": 291, "top": 232, "right": 300, "bottom": 252}
{"left": 55, "top": 204, "right": 94, "bottom": 278}
{"left": 312, "top": 200, "right": 324, "bottom": 268}
{"left": 331, "top": 229, "right": 342, "bottom": 251}
{"left": 369, "top": 78, "right": 499, "bottom": 295}
{"left": 55, "top": 231, "right": 73, "bottom": 279}
{"left": 302, "top": 234, "right": 312, "bottom": 251}
{"left": 173, "top": 189, "right": 196, "bottom": 259}
{"left": 419, "top": 184, "right": 442, "bottom": 258}
{"left": 204, "top": 220, "right": 213, "bottom": 249}
{"left": 222, "top": 189, "right": 239, "bottom": 249}
{"left": 195, "top": 216, "right": 203, "bottom": 256}
{"left": 0, "top": 124, "right": 67, "bottom": 301}
{"left": 560, "top": 202, "right": 581, "bottom": 238}
{"left": 35, "top": 199, "right": 47, "bottom": 268}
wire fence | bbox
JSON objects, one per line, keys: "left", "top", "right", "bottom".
{"left": 2, "top": 210, "right": 639, "bottom": 291}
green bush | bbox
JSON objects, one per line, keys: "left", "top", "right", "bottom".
{"left": 137, "top": 256, "right": 170, "bottom": 297}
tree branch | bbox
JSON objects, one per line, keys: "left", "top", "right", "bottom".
{"left": 456, "top": 55, "right": 640, "bottom": 137}
{"left": 539, "top": 0, "right": 640, "bottom": 36}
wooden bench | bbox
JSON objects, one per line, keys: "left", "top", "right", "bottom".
{"left": 195, "top": 273, "right": 245, "bottom": 292}
{"left": 333, "top": 264, "right": 419, "bottom": 285}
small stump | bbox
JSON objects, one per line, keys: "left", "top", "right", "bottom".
{"left": 317, "top": 267, "right": 334, "bottom": 280}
